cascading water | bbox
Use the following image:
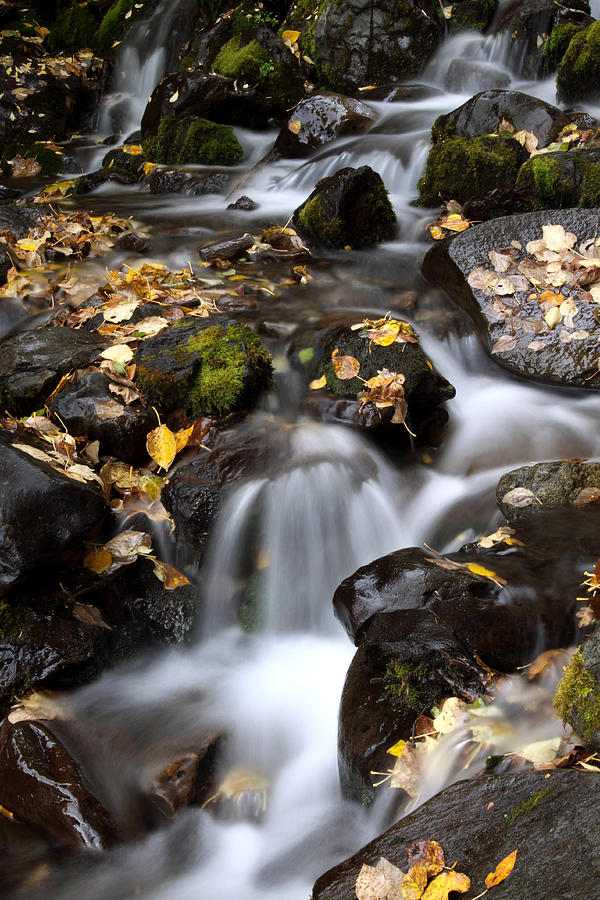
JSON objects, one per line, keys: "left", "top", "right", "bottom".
{"left": 26, "top": 9, "right": 600, "bottom": 900}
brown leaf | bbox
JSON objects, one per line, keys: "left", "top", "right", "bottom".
{"left": 577, "top": 605, "right": 595, "bottom": 627}
{"left": 83, "top": 548, "right": 112, "bottom": 574}
{"left": 526, "top": 649, "right": 567, "bottom": 680}
{"left": 94, "top": 399, "right": 125, "bottom": 420}
{"left": 10, "top": 154, "right": 42, "bottom": 177}
{"left": 485, "top": 849, "right": 517, "bottom": 889}
{"left": 152, "top": 559, "right": 191, "bottom": 590}
{"left": 147, "top": 423, "right": 177, "bottom": 470}
{"left": 572, "top": 486, "right": 600, "bottom": 508}
{"left": 406, "top": 840, "right": 445, "bottom": 877}
{"left": 72, "top": 602, "right": 112, "bottom": 630}
{"left": 490, "top": 334, "right": 517, "bottom": 354}
{"left": 421, "top": 870, "right": 470, "bottom": 899}
{"left": 331, "top": 348, "right": 360, "bottom": 380}
{"left": 174, "top": 424, "right": 194, "bottom": 454}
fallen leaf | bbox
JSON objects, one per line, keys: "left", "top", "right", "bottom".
{"left": 406, "top": 840, "right": 445, "bottom": 878}
{"left": 355, "top": 863, "right": 396, "bottom": 900}
{"left": 368, "top": 319, "right": 401, "bottom": 346}
{"left": 401, "top": 864, "right": 428, "bottom": 899}
{"left": 527, "top": 648, "right": 568, "bottom": 680}
{"left": 421, "top": 870, "right": 470, "bottom": 899}
{"left": 8, "top": 691, "right": 60, "bottom": 725}
{"left": 174, "top": 424, "right": 194, "bottom": 454}
{"left": 433, "top": 697, "right": 467, "bottom": 734}
{"left": 281, "top": 29, "right": 301, "bottom": 43}
{"left": 466, "top": 562, "right": 507, "bottom": 585}
{"left": 331, "top": 348, "right": 360, "bottom": 379}
{"left": 73, "top": 602, "right": 112, "bottom": 630}
{"left": 152, "top": 558, "right": 191, "bottom": 590}
{"left": 83, "top": 548, "right": 112, "bottom": 574}
{"left": 491, "top": 334, "right": 517, "bottom": 354}
{"left": 288, "top": 119, "right": 302, "bottom": 134}
{"left": 502, "top": 486, "right": 535, "bottom": 507}
{"left": 100, "top": 344, "right": 134, "bottom": 365}
{"left": 542, "top": 225, "right": 576, "bottom": 253}
{"left": 147, "top": 423, "right": 177, "bottom": 470}
{"left": 94, "top": 399, "right": 125, "bottom": 420}
{"left": 485, "top": 849, "right": 517, "bottom": 889}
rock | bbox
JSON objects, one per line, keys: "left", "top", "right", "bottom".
{"left": 134, "top": 318, "right": 272, "bottom": 419}
{"left": 142, "top": 115, "right": 244, "bottom": 166}
{"left": 0, "top": 203, "right": 45, "bottom": 239}
{"left": 358, "top": 83, "right": 444, "bottom": 102}
{"left": 284, "top": 0, "right": 442, "bottom": 92}
{"left": 227, "top": 195, "right": 258, "bottom": 210}
{"left": 333, "top": 545, "right": 580, "bottom": 671}
{"left": 199, "top": 234, "right": 254, "bottom": 262}
{"left": 0, "top": 720, "right": 118, "bottom": 849}
{"left": 443, "top": 59, "right": 510, "bottom": 93}
{"left": 541, "top": 21, "right": 588, "bottom": 74}
{"left": 0, "top": 430, "right": 108, "bottom": 595}
{"left": 462, "top": 185, "right": 532, "bottom": 221}
{"left": 146, "top": 732, "right": 223, "bottom": 818}
{"left": 274, "top": 92, "right": 376, "bottom": 157}
{"left": 338, "top": 617, "right": 486, "bottom": 801}
{"left": 146, "top": 168, "right": 229, "bottom": 195}
{"left": 422, "top": 208, "right": 600, "bottom": 388}
{"left": 293, "top": 165, "right": 396, "bottom": 248}
{"left": 75, "top": 169, "right": 137, "bottom": 194}
{"left": 516, "top": 147, "right": 600, "bottom": 209}
{"left": 554, "top": 632, "right": 600, "bottom": 750}
{"left": 101, "top": 145, "right": 147, "bottom": 179}
{"left": 447, "top": 0, "right": 497, "bottom": 32}
{"left": 431, "top": 89, "right": 562, "bottom": 147}
{"left": 48, "top": 371, "right": 155, "bottom": 464}
{"left": 313, "top": 769, "right": 600, "bottom": 899}
{"left": 0, "top": 326, "right": 106, "bottom": 415}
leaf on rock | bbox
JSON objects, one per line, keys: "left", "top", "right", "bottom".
{"left": 368, "top": 319, "right": 401, "bottom": 346}
{"left": 10, "top": 154, "right": 41, "bottom": 177}
{"left": 432, "top": 697, "right": 467, "bottom": 734}
{"left": 544, "top": 306, "right": 562, "bottom": 328}
{"left": 152, "top": 559, "right": 191, "bottom": 590}
{"left": 72, "top": 602, "right": 112, "bottom": 630}
{"left": 282, "top": 29, "right": 301, "bottom": 43}
{"left": 401, "top": 864, "right": 428, "bottom": 899}
{"left": 355, "top": 863, "right": 396, "bottom": 900}
{"left": 309, "top": 374, "right": 326, "bottom": 390}
{"left": 491, "top": 334, "right": 517, "bottom": 354}
{"left": 83, "top": 548, "right": 113, "bottom": 574}
{"left": 502, "top": 486, "right": 535, "bottom": 507}
{"left": 288, "top": 118, "right": 302, "bottom": 134}
{"left": 406, "top": 840, "right": 445, "bottom": 878}
{"left": 174, "top": 424, "right": 194, "bottom": 454}
{"left": 466, "top": 562, "right": 507, "bottom": 586}
{"left": 147, "top": 423, "right": 177, "bottom": 470}
{"left": 94, "top": 399, "right": 126, "bottom": 420}
{"left": 542, "top": 225, "right": 576, "bottom": 253}
{"left": 100, "top": 344, "right": 134, "bottom": 365}
{"left": 331, "top": 348, "right": 360, "bottom": 379}
{"left": 8, "top": 691, "right": 60, "bottom": 725}
{"left": 485, "top": 849, "right": 517, "bottom": 889}
{"left": 421, "top": 870, "right": 470, "bottom": 899}
{"left": 477, "top": 526, "right": 523, "bottom": 549}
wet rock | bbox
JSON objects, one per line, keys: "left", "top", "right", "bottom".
{"left": 0, "top": 202, "right": 45, "bottom": 239}
{"left": 134, "top": 318, "right": 272, "bottom": 419}
{"left": 116, "top": 559, "right": 203, "bottom": 644}
{"left": 313, "top": 769, "right": 600, "bottom": 899}
{"left": 557, "top": 19, "right": 600, "bottom": 102}
{"left": 447, "top": 0, "right": 497, "bottom": 32}
{"left": 462, "top": 185, "right": 532, "bottom": 221}
{"left": 142, "top": 114, "right": 243, "bottom": 167}
{"left": 146, "top": 732, "right": 223, "bottom": 818}
{"left": 359, "top": 83, "right": 444, "bottom": 102}
{"left": 146, "top": 168, "right": 229, "bottom": 196}
{"left": 114, "top": 232, "right": 150, "bottom": 254}
{"left": 338, "top": 616, "right": 486, "bottom": 801}
{"left": 333, "top": 545, "right": 578, "bottom": 672}
{"left": 227, "top": 195, "right": 258, "bottom": 210}
{"left": 74, "top": 169, "right": 137, "bottom": 194}
{"left": 274, "top": 92, "right": 376, "bottom": 158}
{"left": 422, "top": 208, "right": 600, "bottom": 388}
{"left": 101, "top": 145, "right": 147, "bottom": 179}
{"left": 554, "top": 631, "right": 600, "bottom": 751}
{"left": 0, "top": 720, "right": 118, "bottom": 849}
{"left": 0, "top": 326, "right": 106, "bottom": 415}
{"left": 443, "top": 59, "right": 510, "bottom": 93}
{"left": 516, "top": 147, "right": 600, "bottom": 209}
{"left": 0, "top": 431, "right": 108, "bottom": 595}
{"left": 48, "top": 371, "right": 155, "bottom": 464}
{"left": 199, "top": 234, "right": 254, "bottom": 262}
{"left": 293, "top": 165, "right": 396, "bottom": 248}
{"left": 285, "top": 0, "right": 442, "bottom": 92}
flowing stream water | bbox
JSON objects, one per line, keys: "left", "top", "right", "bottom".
{"left": 31, "top": 7, "right": 600, "bottom": 898}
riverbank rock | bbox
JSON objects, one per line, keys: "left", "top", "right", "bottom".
{"left": 0, "top": 327, "right": 106, "bottom": 415}
{"left": 443, "top": 59, "right": 510, "bottom": 94}
{"left": 516, "top": 148, "right": 600, "bottom": 208}
{"left": 146, "top": 168, "right": 229, "bottom": 196}
{"left": 0, "top": 431, "right": 107, "bottom": 595}
{"left": 313, "top": 769, "right": 600, "bottom": 899}
{"left": 557, "top": 18, "right": 600, "bottom": 103}
{"left": 284, "top": 0, "right": 443, "bottom": 92}
{"left": 293, "top": 166, "right": 397, "bottom": 248}
{"left": 274, "top": 93, "right": 376, "bottom": 157}
{"left": 422, "top": 209, "right": 600, "bottom": 388}
{"left": 554, "top": 630, "right": 600, "bottom": 751}
{"left": 142, "top": 115, "right": 243, "bottom": 166}
{"left": 338, "top": 615, "right": 486, "bottom": 802}
{"left": 134, "top": 318, "right": 272, "bottom": 418}
{"left": 447, "top": 0, "right": 497, "bottom": 32}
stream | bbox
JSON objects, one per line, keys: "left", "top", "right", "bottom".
{"left": 23, "top": 5, "right": 600, "bottom": 898}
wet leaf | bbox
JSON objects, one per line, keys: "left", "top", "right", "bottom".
{"left": 466, "top": 562, "right": 507, "bottom": 585}
{"left": 282, "top": 29, "right": 301, "bottom": 43}
{"left": 401, "top": 864, "right": 428, "bottom": 899}
{"left": 545, "top": 306, "right": 562, "bottom": 328}
{"left": 94, "top": 399, "right": 125, "bottom": 420}
{"left": 105, "top": 529, "right": 152, "bottom": 566}
{"left": 490, "top": 334, "right": 517, "bottom": 354}
{"left": 10, "top": 154, "right": 41, "bottom": 177}
{"left": 477, "top": 526, "right": 523, "bottom": 549}
{"left": 485, "top": 849, "right": 517, "bottom": 888}
{"left": 577, "top": 605, "right": 596, "bottom": 627}
{"left": 432, "top": 697, "right": 467, "bottom": 734}
{"left": 147, "top": 423, "right": 177, "bottom": 470}
{"left": 406, "top": 841, "right": 445, "bottom": 878}
{"left": 8, "top": 691, "right": 61, "bottom": 725}
{"left": 421, "top": 870, "right": 470, "bottom": 899}
{"left": 573, "top": 486, "right": 600, "bottom": 508}
{"left": 100, "top": 344, "right": 134, "bottom": 365}
{"left": 73, "top": 602, "right": 112, "bottom": 630}
{"left": 502, "top": 487, "right": 535, "bottom": 508}
{"left": 103, "top": 297, "right": 140, "bottom": 323}
{"left": 331, "top": 348, "right": 360, "bottom": 379}
{"left": 174, "top": 424, "right": 194, "bottom": 454}
{"left": 368, "top": 319, "right": 401, "bottom": 346}
{"left": 83, "top": 548, "right": 112, "bottom": 574}
{"left": 387, "top": 739, "right": 407, "bottom": 758}
{"left": 288, "top": 119, "right": 302, "bottom": 134}
{"left": 152, "top": 558, "right": 191, "bottom": 590}
{"left": 519, "top": 736, "right": 560, "bottom": 764}
{"left": 309, "top": 374, "right": 326, "bottom": 390}
{"left": 527, "top": 648, "right": 568, "bottom": 680}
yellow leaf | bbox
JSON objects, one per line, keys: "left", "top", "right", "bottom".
{"left": 309, "top": 374, "right": 326, "bottom": 389}
{"left": 331, "top": 348, "right": 360, "bottom": 380}
{"left": 169, "top": 89, "right": 179, "bottom": 103}
{"left": 466, "top": 562, "right": 507, "bottom": 585}
{"left": 544, "top": 306, "right": 562, "bottom": 328}
{"left": 124, "top": 144, "right": 143, "bottom": 155}
{"left": 438, "top": 213, "right": 470, "bottom": 233}
{"left": 288, "top": 119, "right": 302, "bottom": 134}
{"left": 429, "top": 225, "right": 445, "bottom": 240}
{"left": 485, "top": 849, "right": 517, "bottom": 888}
{"left": 401, "top": 864, "right": 428, "bottom": 899}
{"left": 406, "top": 840, "right": 445, "bottom": 878}
{"left": 146, "top": 423, "right": 177, "bottom": 470}
{"left": 282, "top": 29, "right": 301, "bottom": 43}
{"left": 368, "top": 319, "right": 400, "bottom": 346}
{"left": 141, "top": 474, "right": 163, "bottom": 501}
{"left": 421, "top": 870, "right": 470, "bottom": 899}
{"left": 387, "top": 739, "right": 406, "bottom": 758}
{"left": 174, "top": 424, "right": 194, "bottom": 454}
{"left": 84, "top": 548, "right": 112, "bottom": 574}
{"left": 152, "top": 559, "right": 191, "bottom": 590}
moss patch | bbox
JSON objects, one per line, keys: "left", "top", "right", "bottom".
{"left": 142, "top": 116, "right": 243, "bottom": 166}
{"left": 384, "top": 659, "right": 430, "bottom": 710}
{"left": 418, "top": 135, "right": 527, "bottom": 206}
{"left": 449, "top": 0, "right": 496, "bottom": 33}
{"left": 212, "top": 32, "right": 301, "bottom": 109}
{"left": 554, "top": 647, "right": 600, "bottom": 740}
{"left": 48, "top": 3, "right": 100, "bottom": 53}
{"left": 93, "top": 0, "right": 157, "bottom": 53}
{"left": 557, "top": 20, "right": 600, "bottom": 103}
{"left": 505, "top": 786, "right": 552, "bottom": 825}
{"left": 579, "top": 163, "right": 600, "bottom": 207}
{"left": 541, "top": 23, "right": 583, "bottom": 74}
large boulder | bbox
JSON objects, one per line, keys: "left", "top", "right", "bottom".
{"left": 557, "top": 20, "right": 600, "bottom": 102}
{"left": 274, "top": 92, "right": 376, "bottom": 157}
{"left": 293, "top": 165, "right": 397, "bottom": 248}
{"left": 313, "top": 769, "right": 600, "bottom": 899}
{"left": 516, "top": 148, "right": 600, "bottom": 209}
{"left": 554, "top": 630, "right": 600, "bottom": 751}
{"left": 142, "top": 115, "right": 244, "bottom": 166}
{"left": 422, "top": 209, "right": 600, "bottom": 388}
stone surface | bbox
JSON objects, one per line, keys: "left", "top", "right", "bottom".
{"left": 274, "top": 92, "right": 376, "bottom": 157}
{"left": 146, "top": 168, "right": 228, "bottom": 196}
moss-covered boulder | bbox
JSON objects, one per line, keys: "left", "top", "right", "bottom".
{"left": 212, "top": 28, "right": 304, "bottom": 117}
{"left": 557, "top": 19, "right": 600, "bottom": 103}
{"left": 293, "top": 165, "right": 396, "bottom": 248}
{"left": 447, "top": 0, "right": 496, "bottom": 32}
{"left": 142, "top": 115, "right": 243, "bottom": 166}
{"left": 418, "top": 135, "right": 528, "bottom": 206}
{"left": 92, "top": 0, "right": 158, "bottom": 54}
{"left": 541, "top": 21, "right": 586, "bottom": 74}
{"left": 555, "top": 635, "right": 600, "bottom": 750}
{"left": 135, "top": 318, "right": 272, "bottom": 418}
{"left": 101, "top": 145, "right": 147, "bottom": 178}
{"left": 516, "top": 148, "right": 600, "bottom": 209}
{"left": 283, "top": 0, "right": 442, "bottom": 92}
{"left": 47, "top": 2, "right": 101, "bottom": 53}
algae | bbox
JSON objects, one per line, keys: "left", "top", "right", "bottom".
{"left": 554, "top": 647, "right": 600, "bottom": 740}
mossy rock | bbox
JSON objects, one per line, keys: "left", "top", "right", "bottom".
{"left": 47, "top": 3, "right": 100, "bottom": 53}
{"left": 1, "top": 142, "right": 63, "bottom": 177}
{"left": 134, "top": 318, "right": 273, "bottom": 418}
{"left": 93, "top": 0, "right": 157, "bottom": 54}
{"left": 448, "top": 0, "right": 496, "bottom": 33}
{"left": 555, "top": 642, "right": 600, "bottom": 748}
{"left": 418, "top": 135, "right": 528, "bottom": 207}
{"left": 541, "top": 22, "right": 585, "bottom": 74}
{"left": 516, "top": 148, "right": 600, "bottom": 209}
{"left": 101, "top": 145, "right": 147, "bottom": 178}
{"left": 142, "top": 115, "right": 243, "bottom": 166}
{"left": 557, "top": 19, "right": 600, "bottom": 103}
{"left": 293, "top": 165, "right": 397, "bottom": 249}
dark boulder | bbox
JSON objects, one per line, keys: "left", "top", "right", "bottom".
{"left": 146, "top": 168, "right": 229, "bottom": 196}
{"left": 146, "top": 732, "right": 223, "bottom": 818}
{"left": 293, "top": 165, "right": 396, "bottom": 248}
{"left": 48, "top": 371, "right": 155, "bottom": 464}
{"left": 554, "top": 630, "right": 600, "bottom": 751}
{"left": 0, "top": 431, "right": 107, "bottom": 595}
{"left": 462, "top": 185, "right": 532, "bottom": 221}
{"left": 443, "top": 59, "right": 510, "bottom": 93}
{"left": 358, "top": 83, "right": 443, "bottom": 102}
{"left": 557, "top": 20, "right": 600, "bottom": 102}
{"left": 274, "top": 92, "right": 376, "bottom": 157}
{"left": 0, "top": 720, "right": 118, "bottom": 849}
{"left": 101, "top": 145, "right": 147, "bottom": 179}
{"left": 142, "top": 115, "right": 243, "bottom": 166}
{"left": 313, "top": 769, "right": 600, "bottom": 900}
{"left": 447, "top": 0, "right": 497, "bottom": 32}
{"left": 516, "top": 147, "right": 600, "bottom": 208}
{"left": 227, "top": 195, "right": 258, "bottom": 210}
{"left": 422, "top": 208, "right": 600, "bottom": 388}
{"left": 0, "top": 326, "right": 106, "bottom": 415}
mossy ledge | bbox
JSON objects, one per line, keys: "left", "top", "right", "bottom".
{"left": 557, "top": 19, "right": 600, "bottom": 103}
{"left": 554, "top": 647, "right": 600, "bottom": 741}
{"left": 142, "top": 115, "right": 243, "bottom": 166}
{"left": 135, "top": 320, "right": 273, "bottom": 418}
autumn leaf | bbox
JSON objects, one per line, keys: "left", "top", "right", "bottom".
{"left": 288, "top": 119, "right": 302, "bottom": 134}
{"left": 147, "top": 423, "right": 177, "bottom": 470}
{"left": 490, "top": 334, "right": 517, "bottom": 354}
{"left": 406, "top": 840, "right": 445, "bottom": 878}
{"left": 401, "top": 864, "right": 428, "bottom": 899}
{"left": 100, "top": 344, "right": 134, "bottom": 365}
{"left": 83, "top": 548, "right": 112, "bottom": 574}
{"left": 485, "top": 849, "right": 517, "bottom": 888}
{"left": 331, "top": 348, "right": 360, "bottom": 379}
{"left": 174, "top": 424, "right": 194, "bottom": 454}
{"left": 421, "top": 870, "right": 470, "bottom": 899}
{"left": 73, "top": 602, "right": 112, "bottom": 630}
{"left": 152, "top": 559, "right": 191, "bottom": 590}
{"left": 465, "top": 562, "right": 507, "bottom": 586}
{"left": 368, "top": 319, "right": 401, "bottom": 346}
{"left": 281, "top": 29, "right": 300, "bottom": 43}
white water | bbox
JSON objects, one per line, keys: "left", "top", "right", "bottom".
{"left": 37, "top": 5, "right": 600, "bottom": 898}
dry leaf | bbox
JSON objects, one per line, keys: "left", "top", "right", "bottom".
{"left": 83, "top": 548, "right": 112, "bottom": 574}
{"left": 100, "top": 344, "right": 134, "bottom": 365}
{"left": 152, "top": 559, "right": 191, "bottom": 590}
{"left": 73, "top": 602, "right": 112, "bottom": 630}
{"left": 288, "top": 119, "right": 302, "bottom": 134}
{"left": 355, "top": 863, "right": 395, "bottom": 900}
{"left": 491, "top": 334, "right": 517, "bottom": 354}
{"left": 485, "top": 849, "right": 517, "bottom": 889}
{"left": 406, "top": 841, "right": 445, "bottom": 878}
{"left": 432, "top": 697, "right": 467, "bottom": 734}
{"left": 331, "top": 348, "right": 360, "bottom": 380}
{"left": 309, "top": 374, "right": 326, "bottom": 390}
{"left": 421, "top": 870, "right": 470, "bottom": 899}
{"left": 94, "top": 399, "right": 125, "bottom": 420}
{"left": 147, "top": 423, "right": 177, "bottom": 470}
{"left": 502, "top": 487, "right": 535, "bottom": 507}
{"left": 401, "top": 864, "right": 428, "bottom": 899}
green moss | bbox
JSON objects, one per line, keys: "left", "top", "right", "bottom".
{"left": 2, "top": 141, "right": 63, "bottom": 177}
{"left": 142, "top": 115, "right": 243, "bottom": 166}
{"left": 557, "top": 20, "right": 600, "bottom": 103}
{"left": 554, "top": 647, "right": 600, "bottom": 740}
{"left": 297, "top": 195, "right": 345, "bottom": 247}
{"left": 230, "top": 5, "right": 280, "bottom": 35}
{"left": 448, "top": 0, "right": 496, "bottom": 33}
{"left": 48, "top": 3, "right": 100, "bottom": 53}
{"left": 93, "top": 0, "right": 156, "bottom": 53}
{"left": 418, "top": 135, "right": 526, "bottom": 206}
{"left": 384, "top": 659, "right": 429, "bottom": 711}
{"left": 579, "top": 163, "right": 600, "bottom": 207}
{"left": 212, "top": 33, "right": 300, "bottom": 108}
{"left": 505, "top": 787, "right": 552, "bottom": 825}
{"left": 541, "top": 23, "right": 583, "bottom": 73}
{"left": 515, "top": 154, "right": 578, "bottom": 209}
